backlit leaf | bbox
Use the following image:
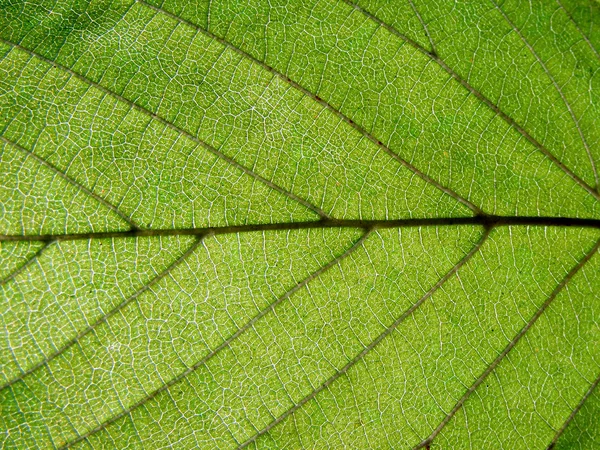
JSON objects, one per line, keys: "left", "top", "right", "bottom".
{"left": 0, "top": 0, "right": 599, "bottom": 448}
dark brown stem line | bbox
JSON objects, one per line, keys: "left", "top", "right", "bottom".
{"left": 2, "top": 216, "right": 600, "bottom": 242}
{"left": 342, "top": 0, "right": 600, "bottom": 201}
{"left": 547, "top": 370, "right": 600, "bottom": 450}
{"left": 0, "top": 241, "right": 54, "bottom": 286}
{"left": 236, "top": 228, "right": 491, "bottom": 449}
{"left": 0, "top": 38, "right": 328, "bottom": 221}
{"left": 1, "top": 136, "right": 140, "bottom": 230}
{"left": 60, "top": 231, "right": 372, "bottom": 449}
{"left": 137, "top": 0, "right": 483, "bottom": 216}
{"left": 415, "top": 237, "right": 600, "bottom": 449}
{"left": 491, "top": 0, "right": 599, "bottom": 191}
{"left": 0, "top": 237, "right": 205, "bottom": 392}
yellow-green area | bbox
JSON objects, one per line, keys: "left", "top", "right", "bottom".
{"left": 0, "top": 1, "right": 599, "bottom": 449}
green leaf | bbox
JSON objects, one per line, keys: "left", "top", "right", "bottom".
{"left": 0, "top": 0, "right": 599, "bottom": 448}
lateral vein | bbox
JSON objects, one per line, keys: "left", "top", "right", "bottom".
{"left": 236, "top": 228, "right": 491, "bottom": 449}
{"left": 415, "top": 236, "right": 600, "bottom": 449}
{"left": 555, "top": 0, "right": 600, "bottom": 62}
{"left": 0, "top": 241, "right": 54, "bottom": 286}
{"left": 0, "top": 38, "right": 328, "bottom": 221}
{"left": 1, "top": 136, "right": 140, "bottom": 230}
{"left": 137, "top": 0, "right": 483, "bottom": 216}
{"left": 0, "top": 236, "right": 205, "bottom": 392}
{"left": 343, "top": 0, "right": 600, "bottom": 201}
{"left": 59, "top": 230, "right": 372, "bottom": 449}
{"left": 546, "top": 369, "right": 600, "bottom": 450}
{"left": 491, "top": 0, "right": 599, "bottom": 191}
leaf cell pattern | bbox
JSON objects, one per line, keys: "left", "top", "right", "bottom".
{"left": 0, "top": 0, "right": 599, "bottom": 449}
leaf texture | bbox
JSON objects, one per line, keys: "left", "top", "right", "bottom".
{"left": 0, "top": 0, "right": 599, "bottom": 449}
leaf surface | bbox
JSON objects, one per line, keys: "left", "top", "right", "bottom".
{"left": 0, "top": 0, "right": 599, "bottom": 449}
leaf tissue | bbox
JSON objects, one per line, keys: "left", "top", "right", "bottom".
{"left": 0, "top": 0, "right": 599, "bottom": 448}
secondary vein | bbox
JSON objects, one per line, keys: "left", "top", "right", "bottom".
{"left": 0, "top": 38, "right": 329, "bottom": 221}
{"left": 0, "top": 237, "right": 205, "bottom": 392}
{"left": 236, "top": 227, "right": 491, "bottom": 449}
{"left": 59, "top": 230, "right": 372, "bottom": 449}
{"left": 415, "top": 236, "right": 600, "bottom": 449}
{"left": 137, "top": 0, "right": 483, "bottom": 216}
{"left": 547, "top": 369, "right": 600, "bottom": 450}
{"left": 343, "top": 0, "right": 600, "bottom": 201}
{"left": 1, "top": 136, "right": 140, "bottom": 230}
{"left": 491, "top": 0, "right": 599, "bottom": 191}
{"left": 555, "top": 0, "right": 600, "bottom": 64}
{"left": 0, "top": 241, "right": 54, "bottom": 286}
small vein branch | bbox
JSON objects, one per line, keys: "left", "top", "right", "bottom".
{"left": 1, "top": 136, "right": 140, "bottom": 230}
{"left": 343, "top": 0, "right": 600, "bottom": 201}
{"left": 236, "top": 228, "right": 491, "bottom": 449}
{"left": 406, "top": 0, "right": 437, "bottom": 54}
{"left": 137, "top": 0, "right": 482, "bottom": 216}
{"left": 0, "top": 38, "right": 328, "bottom": 220}
{"left": 547, "top": 370, "right": 600, "bottom": 450}
{"left": 415, "top": 236, "right": 600, "bottom": 449}
{"left": 555, "top": 0, "right": 600, "bottom": 62}
{"left": 60, "top": 230, "right": 371, "bottom": 449}
{"left": 2, "top": 216, "right": 600, "bottom": 242}
{"left": 0, "top": 236, "right": 205, "bottom": 392}
{"left": 0, "top": 241, "right": 54, "bottom": 286}
{"left": 491, "top": 0, "right": 599, "bottom": 192}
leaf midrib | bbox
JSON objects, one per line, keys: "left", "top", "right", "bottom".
{"left": 2, "top": 0, "right": 599, "bottom": 236}
{"left": 4, "top": 216, "right": 598, "bottom": 430}
{"left": 2, "top": 2, "right": 599, "bottom": 448}
{"left": 2, "top": 216, "right": 600, "bottom": 242}
{"left": 2, "top": 0, "right": 598, "bottom": 238}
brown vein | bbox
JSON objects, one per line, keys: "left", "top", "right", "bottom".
{"left": 137, "top": 0, "right": 483, "bottom": 216}
{"left": 0, "top": 132, "right": 140, "bottom": 287}
{"left": 415, "top": 236, "right": 600, "bottom": 449}
{"left": 406, "top": 0, "right": 436, "bottom": 54}
{"left": 0, "top": 236, "right": 205, "bottom": 392}
{"left": 2, "top": 216, "right": 600, "bottom": 243}
{"left": 0, "top": 241, "right": 53, "bottom": 286}
{"left": 235, "top": 227, "right": 491, "bottom": 449}
{"left": 1, "top": 136, "right": 140, "bottom": 230}
{"left": 547, "top": 370, "right": 600, "bottom": 450}
{"left": 60, "top": 230, "right": 372, "bottom": 449}
{"left": 343, "top": 0, "right": 600, "bottom": 201}
{"left": 0, "top": 38, "right": 329, "bottom": 221}
{"left": 491, "top": 0, "right": 599, "bottom": 191}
